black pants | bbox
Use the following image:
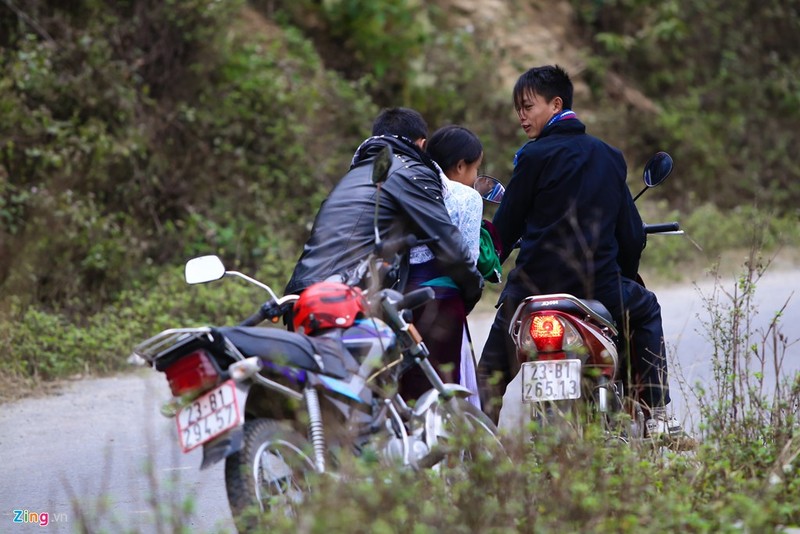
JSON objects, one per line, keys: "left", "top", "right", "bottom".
{"left": 399, "top": 293, "right": 466, "bottom": 402}
{"left": 477, "top": 278, "right": 670, "bottom": 422}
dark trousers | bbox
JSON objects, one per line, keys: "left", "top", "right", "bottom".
{"left": 399, "top": 293, "right": 466, "bottom": 401}
{"left": 477, "top": 277, "right": 670, "bottom": 422}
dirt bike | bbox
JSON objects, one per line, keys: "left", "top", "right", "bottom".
{"left": 496, "top": 151, "right": 691, "bottom": 449}
{"left": 131, "top": 145, "right": 501, "bottom": 531}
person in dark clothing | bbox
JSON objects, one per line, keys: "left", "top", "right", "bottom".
{"left": 477, "top": 65, "right": 685, "bottom": 440}
{"left": 285, "top": 107, "right": 484, "bottom": 317}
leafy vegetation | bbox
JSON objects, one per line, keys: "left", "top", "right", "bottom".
{"left": 0, "top": 1, "right": 376, "bottom": 390}
{"left": 570, "top": 0, "right": 800, "bottom": 214}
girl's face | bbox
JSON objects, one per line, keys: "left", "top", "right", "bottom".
{"left": 516, "top": 90, "right": 562, "bottom": 139}
{"left": 447, "top": 151, "right": 484, "bottom": 187}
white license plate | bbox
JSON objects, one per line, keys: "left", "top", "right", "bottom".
{"left": 176, "top": 380, "right": 241, "bottom": 452}
{"left": 521, "top": 359, "right": 581, "bottom": 402}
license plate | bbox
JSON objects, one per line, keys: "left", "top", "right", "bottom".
{"left": 176, "top": 380, "right": 241, "bottom": 452}
{"left": 521, "top": 359, "right": 581, "bottom": 402}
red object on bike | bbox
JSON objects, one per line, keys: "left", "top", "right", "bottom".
{"left": 293, "top": 281, "right": 367, "bottom": 334}
{"left": 529, "top": 314, "right": 565, "bottom": 352}
{"left": 165, "top": 350, "right": 220, "bottom": 396}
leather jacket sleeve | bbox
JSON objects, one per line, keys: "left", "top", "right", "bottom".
{"left": 384, "top": 164, "right": 484, "bottom": 312}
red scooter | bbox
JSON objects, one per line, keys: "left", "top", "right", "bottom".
{"left": 498, "top": 152, "right": 684, "bottom": 446}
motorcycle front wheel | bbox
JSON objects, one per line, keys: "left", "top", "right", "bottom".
{"left": 420, "top": 397, "right": 504, "bottom": 470}
{"left": 225, "top": 419, "right": 317, "bottom": 531}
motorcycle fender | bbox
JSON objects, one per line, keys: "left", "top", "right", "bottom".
{"left": 200, "top": 426, "right": 244, "bottom": 469}
{"left": 412, "top": 384, "right": 472, "bottom": 418}
{"left": 199, "top": 381, "right": 251, "bottom": 469}
{"left": 579, "top": 325, "right": 618, "bottom": 370}
{"left": 317, "top": 374, "right": 370, "bottom": 404}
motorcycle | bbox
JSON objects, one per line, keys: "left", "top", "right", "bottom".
{"left": 495, "top": 152, "right": 691, "bottom": 448}
{"left": 131, "top": 145, "right": 501, "bottom": 530}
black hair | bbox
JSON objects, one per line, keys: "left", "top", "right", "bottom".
{"left": 513, "top": 65, "right": 573, "bottom": 112}
{"left": 425, "top": 125, "right": 483, "bottom": 173}
{"left": 372, "top": 107, "right": 428, "bottom": 141}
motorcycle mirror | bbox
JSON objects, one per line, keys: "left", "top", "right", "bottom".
{"left": 370, "top": 144, "right": 393, "bottom": 244}
{"left": 474, "top": 174, "right": 506, "bottom": 204}
{"left": 185, "top": 255, "right": 226, "bottom": 284}
{"left": 371, "top": 144, "right": 393, "bottom": 185}
{"left": 633, "top": 151, "right": 673, "bottom": 201}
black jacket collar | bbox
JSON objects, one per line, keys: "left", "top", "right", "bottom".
{"left": 351, "top": 135, "right": 440, "bottom": 176}
{"left": 537, "top": 117, "right": 586, "bottom": 140}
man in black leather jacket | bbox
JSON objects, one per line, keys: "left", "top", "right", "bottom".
{"left": 285, "top": 107, "right": 484, "bottom": 314}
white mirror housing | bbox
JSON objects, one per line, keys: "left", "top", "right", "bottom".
{"left": 185, "top": 255, "right": 226, "bottom": 285}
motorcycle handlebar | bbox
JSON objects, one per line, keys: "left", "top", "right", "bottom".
{"left": 240, "top": 307, "right": 267, "bottom": 327}
{"left": 396, "top": 287, "right": 435, "bottom": 311}
{"left": 644, "top": 222, "right": 680, "bottom": 234}
{"left": 239, "top": 299, "right": 295, "bottom": 327}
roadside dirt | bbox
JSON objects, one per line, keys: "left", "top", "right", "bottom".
{"left": 440, "top": 0, "right": 588, "bottom": 85}
{"left": 437, "top": 0, "right": 657, "bottom": 117}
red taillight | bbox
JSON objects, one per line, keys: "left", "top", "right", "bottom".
{"left": 529, "top": 315, "right": 564, "bottom": 352}
{"left": 164, "top": 350, "right": 220, "bottom": 397}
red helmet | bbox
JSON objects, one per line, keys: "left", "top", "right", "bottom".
{"left": 292, "top": 282, "right": 367, "bottom": 334}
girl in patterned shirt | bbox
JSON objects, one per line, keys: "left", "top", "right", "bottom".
{"left": 399, "top": 125, "right": 485, "bottom": 406}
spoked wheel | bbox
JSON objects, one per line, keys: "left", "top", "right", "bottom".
{"left": 420, "top": 397, "right": 504, "bottom": 471}
{"left": 225, "top": 419, "right": 317, "bottom": 532}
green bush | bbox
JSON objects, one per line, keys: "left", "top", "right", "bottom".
{"left": 0, "top": 2, "right": 375, "bottom": 318}
{"left": 0, "top": 263, "right": 274, "bottom": 385}
{"left": 571, "top": 0, "right": 800, "bottom": 214}
{"left": 638, "top": 200, "right": 800, "bottom": 282}
{"left": 235, "top": 417, "right": 799, "bottom": 533}
{"left": 262, "top": 0, "right": 515, "bottom": 176}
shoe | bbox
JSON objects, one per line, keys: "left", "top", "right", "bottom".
{"left": 645, "top": 407, "right": 696, "bottom": 451}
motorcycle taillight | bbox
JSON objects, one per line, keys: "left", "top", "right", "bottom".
{"left": 529, "top": 315, "right": 565, "bottom": 352}
{"left": 164, "top": 350, "right": 220, "bottom": 397}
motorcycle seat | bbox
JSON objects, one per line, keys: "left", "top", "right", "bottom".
{"left": 521, "top": 297, "right": 615, "bottom": 326}
{"left": 216, "top": 326, "right": 357, "bottom": 379}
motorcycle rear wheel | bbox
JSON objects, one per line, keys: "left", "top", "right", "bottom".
{"left": 225, "top": 419, "right": 317, "bottom": 532}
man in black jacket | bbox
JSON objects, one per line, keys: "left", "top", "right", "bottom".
{"left": 478, "top": 65, "right": 685, "bottom": 441}
{"left": 286, "top": 107, "right": 483, "bottom": 314}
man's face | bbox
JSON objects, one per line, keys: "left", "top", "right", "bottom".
{"left": 516, "top": 90, "right": 562, "bottom": 139}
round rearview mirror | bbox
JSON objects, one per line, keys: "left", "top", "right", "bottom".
{"left": 185, "top": 255, "right": 226, "bottom": 285}
{"left": 642, "top": 151, "right": 673, "bottom": 188}
{"left": 633, "top": 151, "right": 674, "bottom": 201}
{"left": 474, "top": 174, "right": 505, "bottom": 204}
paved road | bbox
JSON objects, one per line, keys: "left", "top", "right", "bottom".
{"left": 474, "top": 270, "right": 800, "bottom": 433}
{"left": 1, "top": 269, "right": 798, "bottom": 533}
{"left": 0, "top": 370, "right": 233, "bottom": 533}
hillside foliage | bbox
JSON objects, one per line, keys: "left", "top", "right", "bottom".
{"left": 570, "top": 0, "right": 800, "bottom": 211}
